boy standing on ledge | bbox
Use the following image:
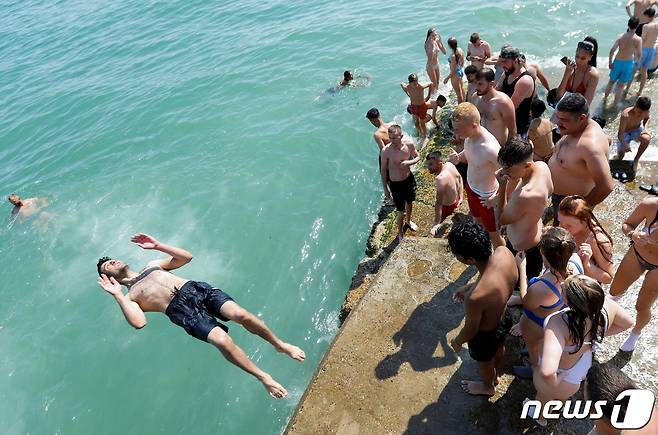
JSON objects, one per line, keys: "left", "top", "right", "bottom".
{"left": 448, "top": 221, "right": 518, "bottom": 396}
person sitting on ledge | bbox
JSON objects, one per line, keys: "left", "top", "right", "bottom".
{"left": 448, "top": 220, "right": 518, "bottom": 396}
{"left": 96, "top": 233, "right": 305, "bottom": 399}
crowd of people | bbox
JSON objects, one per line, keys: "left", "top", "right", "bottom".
{"left": 366, "top": 1, "right": 658, "bottom": 431}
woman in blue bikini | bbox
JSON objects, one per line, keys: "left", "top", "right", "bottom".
{"left": 513, "top": 227, "right": 583, "bottom": 378}
{"left": 444, "top": 37, "right": 465, "bottom": 103}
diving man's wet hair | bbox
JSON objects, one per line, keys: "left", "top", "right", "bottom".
{"left": 97, "top": 256, "right": 111, "bottom": 276}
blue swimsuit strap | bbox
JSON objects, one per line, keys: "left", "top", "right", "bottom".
{"left": 528, "top": 277, "right": 563, "bottom": 309}
{"left": 568, "top": 259, "right": 583, "bottom": 274}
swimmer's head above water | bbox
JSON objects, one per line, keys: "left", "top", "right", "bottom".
{"left": 97, "top": 256, "right": 129, "bottom": 279}
{"left": 343, "top": 70, "right": 353, "bottom": 82}
{"left": 7, "top": 193, "right": 21, "bottom": 207}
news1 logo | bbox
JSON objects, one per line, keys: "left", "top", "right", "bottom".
{"left": 521, "top": 389, "right": 655, "bottom": 429}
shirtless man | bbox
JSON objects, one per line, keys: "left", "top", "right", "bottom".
{"left": 426, "top": 152, "right": 463, "bottom": 236}
{"left": 467, "top": 33, "right": 491, "bottom": 70}
{"left": 464, "top": 65, "right": 480, "bottom": 103}
{"left": 96, "top": 233, "right": 305, "bottom": 399}
{"left": 605, "top": 17, "right": 643, "bottom": 106}
{"left": 615, "top": 96, "right": 652, "bottom": 173}
{"left": 475, "top": 68, "right": 517, "bottom": 146}
{"left": 8, "top": 193, "right": 48, "bottom": 223}
{"left": 548, "top": 94, "right": 614, "bottom": 225}
{"left": 401, "top": 74, "right": 434, "bottom": 139}
{"left": 626, "top": 0, "right": 658, "bottom": 21}
{"left": 381, "top": 124, "right": 420, "bottom": 241}
{"left": 448, "top": 220, "right": 518, "bottom": 396}
{"left": 638, "top": 8, "right": 658, "bottom": 95}
{"left": 520, "top": 54, "right": 551, "bottom": 92}
{"left": 366, "top": 107, "right": 393, "bottom": 201}
{"left": 527, "top": 99, "right": 554, "bottom": 162}
{"left": 497, "top": 46, "right": 536, "bottom": 139}
{"left": 450, "top": 102, "right": 505, "bottom": 247}
{"left": 495, "top": 138, "right": 553, "bottom": 280}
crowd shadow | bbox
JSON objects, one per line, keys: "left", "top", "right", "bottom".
{"left": 374, "top": 266, "right": 476, "bottom": 380}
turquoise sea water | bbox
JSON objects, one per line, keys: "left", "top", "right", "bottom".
{"left": 0, "top": 1, "right": 654, "bottom": 434}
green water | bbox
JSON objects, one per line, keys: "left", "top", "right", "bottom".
{"left": 0, "top": 1, "right": 653, "bottom": 434}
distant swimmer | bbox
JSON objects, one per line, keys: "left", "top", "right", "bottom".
{"left": 637, "top": 8, "right": 658, "bottom": 96}
{"left": 448, "top": 221, "right": 518, "bottom": 396}
{"left": 96, "top": 233, "right": 305, "bottom": 399}
{"left": 527, "top": 99, "right": 555, "bottom": 162}
{"left": 380, "top": 124, "right": 420, "bottom": 241}
{"left": 315, "top": 70, "right": 370, "bottom": 100}
{"left": 475, "top": 67, "right": 517, "bottom": 146}
{"left": 401, "top": 74, "right": 434, "bottom": 140}
{"left": 444, "top": 37, "right": 466, "bottom": 103}
{"left": 614, "top": 97, "right": 651, "bottom": 174}
{"left": 466, "top": 33, "right": 491, "bottom": 70}
{"left": 425, "top": 28, "right": 447, "bottom": 90}
{"left": 8, "top": 193, "right": 48, "bottom": 225}
{"left": 425, "top": 152, "right": 463, "bottom": 236}
{"left": 556, "top": 38, "right": 599, "bottom": 106}
{"left": 498, "top": 46, "right": 536, "bottom": 139}
{"left": 548, "top": 94, "right": 613, "bottom": 225}
{"left": 604, "top": 17, "right": 642, "bottom": 106}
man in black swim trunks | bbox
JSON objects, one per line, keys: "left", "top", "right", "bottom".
{"left": 96, "top": 233, "right": 305, "bottom": 399}
{"left": 381, "top": 124, "right": 420, "bottom": 241}
{"left": 448, "top": 221, "right": 518, "bottom": 396}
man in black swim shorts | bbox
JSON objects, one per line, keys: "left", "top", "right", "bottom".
{"left": 380, "top": 124, "right": 421, "bottom": 241}
{"left": 448, "top": 221, "right": 518, "bottom": 396}
{"left": 96, "top": 233, "right": 305, "bottom": 399}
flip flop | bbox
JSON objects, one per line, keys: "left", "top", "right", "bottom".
{"left": 640, "top": 184, "right": 658, "bottom": 195}
{"left": 612, "top": 172, "right": 620, "bottom": 180}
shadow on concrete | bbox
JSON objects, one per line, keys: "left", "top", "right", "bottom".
{"left": 374, "top": 266, "right": 476, "bottom": 380}
{"left": 604, "top": 349, "right": 633, "bottom": 369}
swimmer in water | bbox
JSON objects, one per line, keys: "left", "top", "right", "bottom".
{"left": 315, "top": 70, "right": 370, "bottom": 100}
{"left": 96, "top": 233, "right": 305, "bottom": 399}
{"left": 8, "top": 193, "right": 49, "bottom": 225}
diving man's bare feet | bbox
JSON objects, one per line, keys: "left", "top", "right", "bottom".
{"left": 261, "top": 375, "right": 288, "bottom": 399}
{"left": 460, "top": 380, "right": 495, "bottom": 396}
{"left": 278, "top": 343, "right": 306, "bottom": 362}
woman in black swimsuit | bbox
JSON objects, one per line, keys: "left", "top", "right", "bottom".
{"left": 610, "top": 196, "right": 658, "bottom": 352}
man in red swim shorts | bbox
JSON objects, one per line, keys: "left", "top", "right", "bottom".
{"left": 426, "top": 152, "right": 464, "bottom": 236}
{"left": 401, "top": 73, "right": 434, "bottom": 140}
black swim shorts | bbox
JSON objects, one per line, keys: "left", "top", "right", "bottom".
{"left": 388, "top": 173, "right": 416, "bottom": 211}
{"left": 551, "top": 193, "right": 566, "bottom": 226}
{"left": 468, "top": 312, "right": 512, "bottom": 362}
{"left": 165, "top": 280, "right": 234, "bottom": 342}
{"left": 506, "top": 241, "right": 543, "bottom": 281}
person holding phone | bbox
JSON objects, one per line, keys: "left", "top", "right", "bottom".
{"left": 556, "top": 38, "right": 599, "bottom": 106}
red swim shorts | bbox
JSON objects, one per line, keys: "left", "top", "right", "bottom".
{"left": 407, "top": 103, "right": 428, "bottom": 119}
{"left": 465, "top": 182, "right": 496, "bottom": 232}
{"left": 440, "top": 197, "right": 462, "bottom": 222}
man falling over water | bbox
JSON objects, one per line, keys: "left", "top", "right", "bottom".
{"left": 96, "top": 233, "right": 305, "bottom": 398}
